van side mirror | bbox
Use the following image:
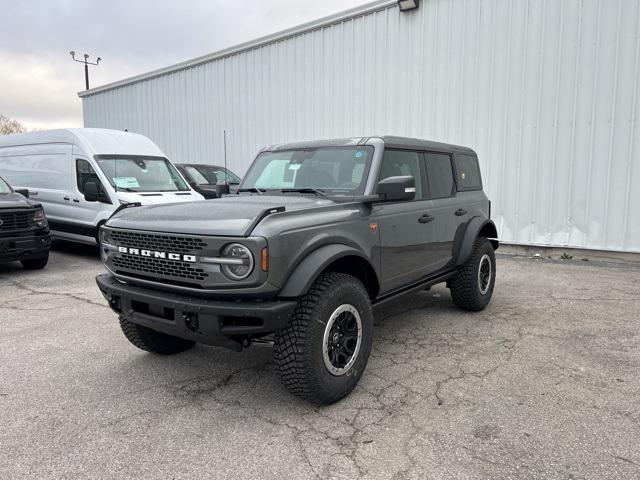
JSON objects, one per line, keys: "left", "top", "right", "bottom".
{"left": 14, "top": 188, "right": 29, "bottom": 198}
{"left": 376, "top": 175, "right": 416, "bottom": 202}
{"left": 84, "top": 181, "right": 99, "bottom": 202}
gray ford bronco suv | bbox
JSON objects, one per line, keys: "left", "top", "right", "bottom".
{"left": 96, "top": 136, "right": 498, "bottom": 404}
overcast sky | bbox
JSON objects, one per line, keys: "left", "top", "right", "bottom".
{"left": 0, "top": 0, "right": 371, "bottom": 130}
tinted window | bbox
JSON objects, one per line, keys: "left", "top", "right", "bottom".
{"left": 425, "top": 153, "right": 454, "bottom": 199}
{"left": 378, "top": 150, "right": 423, "bottom": 199}
{"left": 454, "top": 154, "right": 482, "bottom": 190}
{"left": 378, "top": 150, "right": 424, "bottom": 199}
{"left": 76, "top": 159, "right": 101, "bottom": 194}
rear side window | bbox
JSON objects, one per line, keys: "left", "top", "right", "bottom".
{"left": 424, "top": 153, "right": 454, "bottom": 199}
{"left": 454, "top": 154, "right": 482, "bottom": 191}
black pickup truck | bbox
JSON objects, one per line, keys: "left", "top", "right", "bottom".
{"left": 0, "top": 176, "right": 50, "bottom": 269}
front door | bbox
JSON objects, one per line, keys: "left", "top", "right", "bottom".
{"left": 372, "top": 149, "right": 432, "bottom": 293}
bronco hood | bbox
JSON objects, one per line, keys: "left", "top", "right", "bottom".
{"left": 106, "top": 194, "right": 336, "bottom": 236}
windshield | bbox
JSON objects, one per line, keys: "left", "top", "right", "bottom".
{"left": 0, "top": 177, "right": 11, "bottom": 194}
{"left": 240, "top": 146, "right": 373, "bottom": 195}
{"left": 95, "top": 156, "right": 189, "bottom": 192}
{"left": 184, "top": 165, "right": 241, "bottom": 185}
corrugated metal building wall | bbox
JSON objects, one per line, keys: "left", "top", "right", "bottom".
{"left": 81, "top": 0, "right": 640, "bottom": 253}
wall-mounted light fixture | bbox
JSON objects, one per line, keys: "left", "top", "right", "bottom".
{"left": 398, "top": 0, "right": 419, "bottom": 12}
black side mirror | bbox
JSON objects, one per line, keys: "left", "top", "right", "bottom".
{"left": 376, "top": 175, "right": 416, "bottom": 202}
{"left": 84, "top": 181, "right": 99, "bottom": 202}
{"left": 215, "top": 183, "right": 230, "bottom": 197}
{"left": 14, "top": 188, "right": 29, "bottom": 198}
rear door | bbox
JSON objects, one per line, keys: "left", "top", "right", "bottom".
{"left": 371, "top": 149, "right": 432, "bottom": 292}
{"left": 422, "top": 152, "right": 459, "bottom": 270}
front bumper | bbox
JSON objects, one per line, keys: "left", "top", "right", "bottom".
{"left": 96, "top": 273, "right": 296, "bottom": 350}
{"left": 0, "top": 232, "right": 51, "bottom": 263}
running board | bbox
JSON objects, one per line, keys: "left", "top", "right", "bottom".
{"left": 372, "top": 269, "right": 457, "bottom": 309}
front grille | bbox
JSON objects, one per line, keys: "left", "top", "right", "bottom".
{"left": 109, "top": 230, "right": 206, "bottom": 253}
{"left": 112, "top": 255, "right": 209, "bottom": 281}
{"left": 0, "top": 211, "right": 33, "bottom": 232}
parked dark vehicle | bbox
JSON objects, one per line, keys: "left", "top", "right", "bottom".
{"left": 0, "top": 176, "right": 51, "bottom": 269}
{"left": 96, "top": 136, "right": 498, "bottom": 404}
{"left": 175, "top": 164, "right": 241, "bottom": 199}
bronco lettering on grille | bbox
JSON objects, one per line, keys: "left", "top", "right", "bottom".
{"left": 117, "top": 246, "right": 197, "bottom": 263}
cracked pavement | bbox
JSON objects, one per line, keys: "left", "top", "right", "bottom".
{"left": 1, "top": 242, "right": 640, "bottom": 479}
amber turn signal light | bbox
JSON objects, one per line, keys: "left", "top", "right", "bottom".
{"left": 261, "top": 247, "right": 268, "bottom": 272}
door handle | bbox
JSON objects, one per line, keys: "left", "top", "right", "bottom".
{"left": 455, "top": 208, "right": 468, "bottom": 216}
{"left": 73, "top": 199, "right": 80, "bottom": 203}
{"left": 418, "top": 214, "right": 434, "bottom": 224}
{"left": 63, "top": 196, "right": 70, "bottom": 201}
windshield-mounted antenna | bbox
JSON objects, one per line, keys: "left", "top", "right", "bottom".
{"left": 223, "top": 130, "right": 229, "bottom": 185}
{"left": 114, "top": 154, "right": 118, "bottom": 192}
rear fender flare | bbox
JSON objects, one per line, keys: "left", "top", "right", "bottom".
{"left": 455, "top": 217, "right": 498, "bottom": 267}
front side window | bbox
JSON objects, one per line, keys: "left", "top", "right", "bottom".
{"left": 76, "top": 159, "right": 101, "bottom": 193}
{"left": 240, "top": 146, "right": 374, "bottom": 195}
{"left": 425, "top": 153, "right": 454, "bottom": 199}
{"left": 378, "top": 150, "right": 424, "bottom": 199}
{"left": 95, "top": 156, "right": 189, "bottom": 192}
{"left": 0, "top": 176, "right": 11, "bottom": 194}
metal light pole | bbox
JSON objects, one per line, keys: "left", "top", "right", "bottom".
{"left": 69, "top": 51, "right": 101, "bottom": 90}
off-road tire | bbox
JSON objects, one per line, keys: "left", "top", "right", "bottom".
{"left": 119, "top": 317, "right": 195, "bottom": 355}
{"left": 21, "top": 253, "right": 49, "bottom": 270}
{"left": 449, "top": 237, "right": 496, "bottom": 311}
{"left": 273, "top": 272, "right": 373, "bottom": 404}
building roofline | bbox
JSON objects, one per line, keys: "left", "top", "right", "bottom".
{"left": 78, "top": 0, "right": 396, "bottom": 98}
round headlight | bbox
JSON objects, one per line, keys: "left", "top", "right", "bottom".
{"left": 220, "top": 243, "right": 254, "bottom": 280}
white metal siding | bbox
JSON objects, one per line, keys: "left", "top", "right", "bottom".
{"left": 82, "top": 0, "right": 640, "bottom": 252}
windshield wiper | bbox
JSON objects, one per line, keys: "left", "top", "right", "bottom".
{"left": 116, "top": 187, "right": 139, "bottom": 192}
{"left": 279, "top": 188, "right": 327, "bottom": 197}
{"left": 238, "top": 187, "right": 266, "bottom": 194}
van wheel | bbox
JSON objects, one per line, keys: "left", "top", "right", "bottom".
{"left": 119, "top": 317, "right": 195, "bottom": 355}
{"left": 449, "top": 237, "right": 496, "bottom": 311}
{"left": 273, "top": 272, "right": 373, "bottom": 404}
{"left": 21, "top": 253, "right": 49, "bottom": 270}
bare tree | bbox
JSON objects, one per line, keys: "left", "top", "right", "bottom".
{"left": 0, "top": 114, "right": 27, "bottom": 135}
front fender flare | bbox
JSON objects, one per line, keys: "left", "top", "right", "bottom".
{"left": 455, "top": 217, "right": 498, "bottom": 267}
{"left": 278, "top": 244, "right": 373, "bottom": 298}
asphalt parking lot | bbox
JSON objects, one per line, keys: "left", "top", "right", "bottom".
{"left": 1, "top": 244, "right": 639, "bottom": 479}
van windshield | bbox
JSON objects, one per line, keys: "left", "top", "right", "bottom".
{"left": 95, "top": 156, "right": 189, "bottom": 192}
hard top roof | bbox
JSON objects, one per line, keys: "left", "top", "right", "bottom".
{"left": 265, "top": 136, "right": 476, "bottom": 154}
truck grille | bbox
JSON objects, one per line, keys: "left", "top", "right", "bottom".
{"left": 104, "top": 228, "right": 216, "bottom": 288}
{"left": 110, "top": 230, "right": 206, "bottom": 253}
{"left": 0, "top": 210, "right": 33, "bottom": 232}
{"left": 112, "top": 255, "right": 209, "bottom": 281}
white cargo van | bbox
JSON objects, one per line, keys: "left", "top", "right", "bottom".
{"left": 0, "top": 128, "right": 204, "bottom": 245}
